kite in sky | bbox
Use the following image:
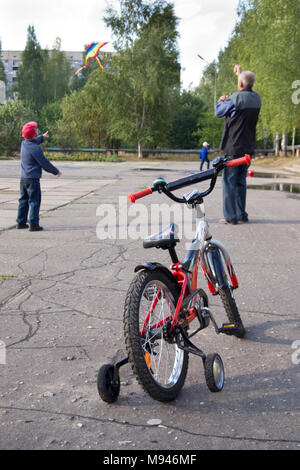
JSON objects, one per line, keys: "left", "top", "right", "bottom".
{"left": 74, "top": 42, "right": 108, "bottom": 75}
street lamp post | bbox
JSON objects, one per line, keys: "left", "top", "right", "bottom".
{"left": 198, "top": 54, "right": 217, "bottom": 109}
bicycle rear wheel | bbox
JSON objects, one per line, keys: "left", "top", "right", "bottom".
{"left": 124, "top": 269, "right": 188, "bottom": 402}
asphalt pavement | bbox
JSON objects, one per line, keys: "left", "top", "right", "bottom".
{"left": 0, "top": 159, "right": 299, "bottom": 451}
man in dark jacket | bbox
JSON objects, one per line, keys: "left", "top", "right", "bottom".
{"left": 215, "top": 65, "right": 261, "bottom": 224}
{"left": 16, "top": 121, "right": 62, "bottom": 231}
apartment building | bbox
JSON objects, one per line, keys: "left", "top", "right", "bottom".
{"left": 1, "top": 50, "right": 83, "bottom": 93}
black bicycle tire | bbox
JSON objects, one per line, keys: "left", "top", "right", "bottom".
{"left": 124, "top": 269, "right": 189, "bottom": 402}
{"left": 204, "top": 353, "right": 225, "bottom": 392}
{"left": 218, "top": 284, "right": 245, "bottom": 338}
{"left": 97, "top": 364, "right": 120, "bottom": 403}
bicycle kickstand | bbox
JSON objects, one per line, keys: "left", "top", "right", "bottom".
{"left": 174, "top": 325, "right": 206, "bottom": 364}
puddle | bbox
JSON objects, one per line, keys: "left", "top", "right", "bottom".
{"left": 133, "top": 168, "right": 176, "bottom": 172}
{"left": 133, "top": 168, "right": 300, "bottom": 194}
{"left": 248, "top": 182, "right": 300, "bottom": 194}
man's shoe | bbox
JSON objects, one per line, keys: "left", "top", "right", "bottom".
{"left": 17, "top": 223, "right": 29, "bottom": 229}
{"left": 219, "top": 218, "right": 237, "bottom": 225}
{"left": 29, "top": 224, "right": 44, "bottom": 232}
{"left": 237, "top": 219, "right": 249, "bottom": 224}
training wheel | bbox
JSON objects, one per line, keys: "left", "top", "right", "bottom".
{"left": 204, "top": 353, "right": 224, "bottom": 392}
{"left": 97, "top": 363, "right": 120, "bottom": 403}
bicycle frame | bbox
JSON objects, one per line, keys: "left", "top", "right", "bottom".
{"left": 167, "top": 200, "right": 239, "bottom": 329}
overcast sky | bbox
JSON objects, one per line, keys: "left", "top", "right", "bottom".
{"left": 0, "top": 0, "right": 240, "bottom": 89}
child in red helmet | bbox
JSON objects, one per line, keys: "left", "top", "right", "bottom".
{"left": 16, "top": 122, "right": 62, "bottom": 231}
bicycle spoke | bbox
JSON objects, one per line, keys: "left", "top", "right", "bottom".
{"left": 139, "top": 279, "right": 184, "bottom": 388}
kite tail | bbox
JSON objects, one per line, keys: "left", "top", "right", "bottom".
{"left": 96, "top": 56, "right": 104, "bottom": 70}
{"left": 74, "top": 65, "right": 86, "bottom": 75}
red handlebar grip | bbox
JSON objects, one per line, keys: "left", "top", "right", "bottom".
{"left": 226, "top": 154, "right": 251, "bottom": 168}
{"left": 128, "top": 187, "right": 153, "bottom": 203}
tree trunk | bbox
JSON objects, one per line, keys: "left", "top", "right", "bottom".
{"left": 275, "top": 133, "right": 280, "bottom": 157}
{"left": 292, "top": 127, "right": 296, "bottom": 156}
{"left": 281, "top": 133, "right": 288, "bottom": 157}
{"left": 138, "top": 142, "right": 142, "bottom": 158}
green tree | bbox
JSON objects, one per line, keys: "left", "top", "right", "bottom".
{"left": 217, "top": 0, "right": 300, "bottom": 151}
{"left": 39, "top": 101, "right": 62, "bottom": 145}
{"left": 193, "top": 111, "right": 224, "bottom": 150}
{"left": 16, "top": 25, "right": 48, "bottom": 111}
{"left": 54, "top": 73, "right": 109, "bottom": 148}
{"left": 194, "top": 62, "right": 224, "bottom": 148}
{"left": 0, "top": 99, "right": 35, "bottom": 150}
{"left": 103, "top": 0, "right": 180, "bottom": 155}
{"left": 44, "top": 38, "right": 72, "bottom": 102}
{"left": 168, "top": 91, "right": 204, "bottom": 148}
{"left": 195, "top": 0, "right": 300, "bottom": 154}
{"left": 0, "top": 42, "right": 6, "bottom": 84}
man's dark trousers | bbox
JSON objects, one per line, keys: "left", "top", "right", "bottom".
{"left": 222, "top": 163, "right": 248, "bottom": 224}
{"left": 16, "top": 178, "right": 41, "bottom": 226}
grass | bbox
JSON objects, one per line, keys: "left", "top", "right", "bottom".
{"left": 0, "top": 274, "right": 28, "bottom": 280}
{"left": 1, "top": 151, "right": 299, "bottom": 169}
{"left": 44, "top": 152, "right": 120, "bottom": 162}
{"left": 251, "top": 155, "right": 300, "bottom": 168}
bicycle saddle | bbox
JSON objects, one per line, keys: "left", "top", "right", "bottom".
{"left": 143, "top": 223, "right": 180, "bottom": 250}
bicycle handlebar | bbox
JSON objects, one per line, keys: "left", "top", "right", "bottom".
{"left": 128, "top": 154, "right": 251, "bottom": 203}
{"left": 128, "top": 187, "right": 153, "bottom": 203}
{"left": 225, "top": 154, "right": 251, "bottom": 168}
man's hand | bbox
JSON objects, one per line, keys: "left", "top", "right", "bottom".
{"left": 234, "top": 64, "right": 242, "bottom": 76}
{"left": 57, "top": 171, "right": 62, "bottom": 177}
{"left": 217, "top": 95, "right": 228, "bottom": 104}
{"left": 43, "top": 131, "right": 49, "bottom": 139}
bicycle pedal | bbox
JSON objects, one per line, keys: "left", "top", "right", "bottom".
{"left": 219, "top": 323, "right": 241, "bottom": 335}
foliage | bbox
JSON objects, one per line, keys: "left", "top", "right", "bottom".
{"left": 102, "top": 0, "right": 180, "bottom": 153}
{"left": 0, "top": 42, "right": 6, "bottom": 84}
{"left": 0, "top": 99, "right": 35, "bottom": 149}
{"left": 53, "top": 78, "right": 109, "bottom": 148}
{"left": 44, "top": 37, "right": 72, "bottom": 103}
{"left": 168, "top": 91, "right": 204, "bottom": 148}
{"left": 15, "top": 26, "right": 47, "bottom": 111}
{"left": 3, "top": 0, "right": 300, "bottom": 153}
{"left": 216, "top": 0, "right": 300, "bottom": 141}
{"left": 15, "top": 27, "right": 73, "bottom": 117}
{"left": 194, "top": 111, "right": 224, "bottom": 150}
{"left": 194, "top": 0, "right": 300, "bottom": 148}
{"left": 39, "top": 101, "right": 62, "bottom": 146}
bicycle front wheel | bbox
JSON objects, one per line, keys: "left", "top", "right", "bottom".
{"left": 124, "top": 269, "right": 189, "bottom": 402}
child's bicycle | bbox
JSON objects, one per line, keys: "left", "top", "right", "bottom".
{"left": 97, "top": 155, "right": 250, "bottom": 403}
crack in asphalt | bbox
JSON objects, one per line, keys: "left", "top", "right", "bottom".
{"left": 1, "top": 235, "right": 131, "bottom": 349}
{"left": 0, "top": 405, "right": 299, "bottom": 446}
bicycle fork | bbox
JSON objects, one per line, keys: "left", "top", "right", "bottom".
{"left": 201, "top": 239, "right": 239, "bottom": 295}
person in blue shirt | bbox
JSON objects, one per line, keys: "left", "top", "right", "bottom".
{"left": 199, "top": 142, "right": 210, "bottom": 170}
{"left": 16, "top": 121, "right": 62, "bottom": 231}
